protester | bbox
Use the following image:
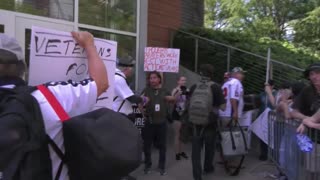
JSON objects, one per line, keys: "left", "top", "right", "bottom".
{"left": 0, "top": 32, "right": 108, "bottom": 179}
{"left": 113, "top": 56, "right": 148, "bottom": 120}
{"left": 142, "top": 71, "right": 177, "bottom": 176}
{"left": 293, "top": 62, "right": 320, "bottom": 125}
{"left": 223, "top": 72, "right": 230, "bottom": 83}
{"left": 171, "top": 76, "right": 190, "bottom": 160}
{"left": 219, "top": 67, "right": 246, "bottom": 126}
{"left": 258, "top": 79, "right": 277, "bottom": 161}
{"left": 292, "top": 62, "right": 320, "bottom": 176}
{"left": 113, "top": 56, "right": 148, "bottom": 180}
{"left": 189, "top": 64, "right": 226, "bottom": 180}
{"left": 276, "top": 81, "right": 306, "bottom": 119}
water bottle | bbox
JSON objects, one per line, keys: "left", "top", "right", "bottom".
{"left": 296, "top": 134, "right": 313, "bottom": 152}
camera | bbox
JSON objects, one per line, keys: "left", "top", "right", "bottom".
{"left": 180, "top": 86, "right": 187, "bottom": 95}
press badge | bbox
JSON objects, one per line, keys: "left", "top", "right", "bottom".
{"left": 155, "top": 104, "right": 160, "bottom": 112}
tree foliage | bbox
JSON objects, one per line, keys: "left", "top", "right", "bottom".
{"left": 205, "top": 0, "right": 320, "bottom": 41}
{"left": 294, "top": 7, "right": 320, "bottom": 53}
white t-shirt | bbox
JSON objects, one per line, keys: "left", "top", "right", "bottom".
{"left": 33, "top": 79, "right": 97, "bottom": 180}
{"left": 3, "top": 79, "right": 97, "bottom": 180}
{"left": 112, "top": 69, "right": 134, "bottom": 115}
{"left": 219, "top": 78, "right": 244, "bottom": 118}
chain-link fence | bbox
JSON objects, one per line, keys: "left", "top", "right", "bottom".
{"left": 170, "top": 30, "right": 305, "bottom": 94}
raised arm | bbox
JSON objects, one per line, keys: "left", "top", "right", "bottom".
{"left": 71, "top": 31, "right": 109, "bottom": 97}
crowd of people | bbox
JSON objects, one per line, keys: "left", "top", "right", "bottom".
{"left": 1, "top": 30, "right": 320, "bottom": 180}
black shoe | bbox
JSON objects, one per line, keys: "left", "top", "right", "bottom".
{"left": 203, "top": 167, "right": 215, "bottom": 175}
{"left": 180, "top": 152, "right": 189, "bottom": 159}
{"left": 144, "top": 166, "right": 151, "bottom": 174}
{"left": 159, "top": 169, "right": 167, "bottom": 176}
{"left": 176, "top": 154, "right": 181, "bottom": 160}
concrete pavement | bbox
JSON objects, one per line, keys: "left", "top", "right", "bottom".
{"left": 131, "top": 144, "right": 281, "bottom": 180}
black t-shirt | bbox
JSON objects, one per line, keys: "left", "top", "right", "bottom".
{"left": 292, "top": 85, "right": 320, "bottom": 142}
{"left": 292, "top": 85, "right": 320, "bottom": 116}
{"left": 189, "top": 82, "right": 226, "bottom": 108}
{"left": 143, "top": 87, "right": 171, "bottom": 124}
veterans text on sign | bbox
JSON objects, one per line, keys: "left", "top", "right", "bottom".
{"left": 28, "top": 26, "right": 117, "bottom": 109}
{"left": 144, "top": 47, "right": 180, "bottom": 73}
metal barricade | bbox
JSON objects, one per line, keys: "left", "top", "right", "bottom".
{"left": 268, "top": 111, "right": 320, "bottom": 180}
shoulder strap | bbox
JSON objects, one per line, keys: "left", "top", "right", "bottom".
{"left": 37, "top": 85, "right": 68, "bottom": 180}
{"left": 37, "top": 85, "right": 70, "bottom": 122}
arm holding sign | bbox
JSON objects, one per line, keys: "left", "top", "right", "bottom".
{"left": 71, "top": 31, "right": 108, "bottom": 96}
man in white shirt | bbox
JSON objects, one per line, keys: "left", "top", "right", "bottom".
{"left": 113, "top": 56, "right": 147, "bottom": 118}
{"left": 0, "top": 32, "right": 108, "bottom": 180}
{"left": 219, "top": 67, "right": 246, "bottom": 126}
{"left": 112, "top": 56, "right": 146, "bottom": 180}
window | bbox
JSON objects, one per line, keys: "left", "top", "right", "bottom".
{"left": 79, "top": 0, "right": 137, "bottom": 32}
{"left": 81, "top": 28, "right": 136, "bottom": 59}
{"left": 0, "top": 0, "right": 74, "bottom": 21}
{"left": 81, "top": 28, "right": 137, "bottom": 89}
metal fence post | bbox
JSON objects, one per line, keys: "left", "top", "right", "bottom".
{"left": 227, "top": 47, "right": 231, "bottom": 71}
{"left": 195, "top": 38, "right": 199, "bottom": 72}
{"left": 266, "top": 48, "right": 271, "bottom": 82}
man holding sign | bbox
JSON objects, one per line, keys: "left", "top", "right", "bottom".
{"left": 0, "top": 31, "right": 108, "bottom": 180}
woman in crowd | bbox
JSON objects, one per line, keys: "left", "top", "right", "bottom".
{"left": 142, "top": 71, "right": 177, "bottom": 176}
{"left": 171, "top": 76, "right": 189, "bottom": 160}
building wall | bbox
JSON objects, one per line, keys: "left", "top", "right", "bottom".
{"left": 147, "top": 0, "right": 181, "bottom": 47}
{"left": 147, "top": 0, "right": 204, "bottom": 48}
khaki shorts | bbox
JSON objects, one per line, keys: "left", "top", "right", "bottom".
{"left": 305, "top": 143, "right": 320, "bottom": 172}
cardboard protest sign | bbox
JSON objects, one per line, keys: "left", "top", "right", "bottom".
{"left": 28, "top": 26, "right": 117, "bottom": 109}
{"left": 144, "top": 47, "right": 180, "bottom": 73}
{"left": 132, "top": 103, "right": 145, "bottom": 134}
{"left": 250, "top": 108, "right": 274, "bottom": 148}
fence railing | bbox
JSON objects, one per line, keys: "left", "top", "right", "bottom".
{"left": 170, "top": 30, "right": 305, "bottom": 94}
{"left": 268, "top": 111, "right": 320, "bottom": 180}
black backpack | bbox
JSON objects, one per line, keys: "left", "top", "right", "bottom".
{"left": 0, "top": 87, "right": 52, "bottom": 180}
{"left": 38, "top": 85, "right": 143, "bottom": 180}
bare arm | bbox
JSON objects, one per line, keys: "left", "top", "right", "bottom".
{"left": 265, "top": 85, "right": 276, "bottom": 108}
{"left": 231, "top": 98, "right": 238, "bottom": 120}
{"left": 71, "top": 31, "right": 109, "bottom": 97}
{"left": 290, "top": 110, "right": 308, "bottom": 120}
{"left": 165, "top": 96, "right": 176, "bottom": 103}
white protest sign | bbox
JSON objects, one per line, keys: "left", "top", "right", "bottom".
{"left": 144, "top": 47, "right": 180, "bottom": 73}
{"left": 29, "top": 26, "right": 117, "bottom": 109}
{"left": 240, "top": 110, "right": 258, "bottom": 126}
{"left": 250, "top": 108, "right": 274, "bottom": 148}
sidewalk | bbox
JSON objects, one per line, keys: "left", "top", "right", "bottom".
{"left": 131, "top": 144, "right": 280, "bottom": 180}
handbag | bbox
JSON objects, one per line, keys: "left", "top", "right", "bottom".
{"left": 218, "top": 121, "right": 248, "bottom": 176}
{"left": 220, "top": 124, "right": 248, "bottom": 156}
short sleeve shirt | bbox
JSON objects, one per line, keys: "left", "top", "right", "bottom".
{"left": 219, "top": 78, "right": 244, "bottom": 118}
{"left": 143, "top": 87, "right": 170, "bottom": 124}
{"left": 31, "top": 78, "right": 98, "bottom": 180}
{"left": 112, "top": 69, "right": 134, "bottom": 115}
{"left": 292, "top": 85, "right": 319, "bottom": 116}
